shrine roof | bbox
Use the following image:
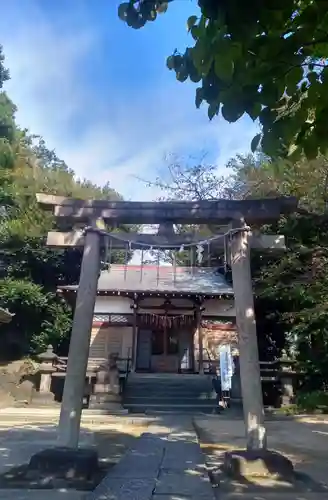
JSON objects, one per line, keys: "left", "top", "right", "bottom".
{"left": 60, "top": 265, "right": 234, "bottom": 297}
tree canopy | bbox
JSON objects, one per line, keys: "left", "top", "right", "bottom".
{"left": 0, "top": 47, "right": 125, "bottom": 358}
{"left": 119, "top": 1, "right": 328, "bottom": 160}
{"left": 149, "top": 151, "right": 328, "bottom": 391}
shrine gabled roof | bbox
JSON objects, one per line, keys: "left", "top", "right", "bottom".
{"left": 60, "top": 265, "right": 234, "bottom": 297}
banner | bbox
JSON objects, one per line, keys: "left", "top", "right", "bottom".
{"left": 219, "top": 344, "right": 233, "bottom": 391}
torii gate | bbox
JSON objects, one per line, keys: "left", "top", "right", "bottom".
{"left": 36, "top": 194, "right": 297, "bottom": 451}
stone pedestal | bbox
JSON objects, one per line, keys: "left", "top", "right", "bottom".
{"left": 28, "top": 447, "right": 99, "bottom": 481}
{"left": 223, "top": 449, "right": 294, "bottom": 480}
{"left": 89, "top": 353, "right": 123, "bottom": 411}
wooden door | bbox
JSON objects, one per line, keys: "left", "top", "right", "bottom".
{"left": 136, "top": 329, "right": 151, "bottom": 371}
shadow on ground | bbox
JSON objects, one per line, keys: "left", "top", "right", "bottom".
{"left": 193, "top": 410, "right": 328, "bottom": 498}
{"left": 0, "top": 419, "right": 144, "bottom": 491}
{"left": 0, "top": 412, "right": 328, "bottom": 498}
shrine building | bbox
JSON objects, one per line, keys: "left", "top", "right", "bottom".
{"left": 59, "top": 264, "right": 237, "bottom": 374}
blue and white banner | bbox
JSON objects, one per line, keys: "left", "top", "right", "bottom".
{"left": 219, "top": 344, "right": 233, "bottom": 391}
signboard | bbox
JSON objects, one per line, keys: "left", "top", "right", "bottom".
{"left": 219, "top": 344, "right": 233, "bottom": 391}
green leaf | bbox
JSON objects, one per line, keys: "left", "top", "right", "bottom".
{"left": 189, "top": 70, "right": 201, "bottom": 83}
{"left": 214, "top": 54, "right": 234, "bottom": 82}
{"left": 247, "top": 102, "right": 262, "bottom": 121}
{"left": 186, "top": 53, "right": 201, "bottom": 82}
{"left": 308, "top": 71, "right": 318, "bottom": 85}
{"left": 321, "top": 66, "right": 328, "bottom": 83}
{"left": 187, "top": 15, "right": 198, "bottom": 31}
{"left": 259, "top": 107, "right": 278, "bottom": 129}
{"left": 176, "top": 67, "right": 188, "bottom": 82}
{"left": 260, "top": 83, "right": 281, "bottom": 107}
{"left": 147, "top": 9, "right": 157, "bottom": 22}
{"left": 208, "top": 104, "right": 219, "bottom": 120}
{"left": 286, "top": 66, "right": 303, "bottom": 95}
{"left": 303, "top": 133, "right": 319, "bottom": 159}
{"left": 195, "top": 88, "right": 203, "bottom": 109}
{"left": 221, "top": 101, "right": 244, "bottom": 122}
{"left": 190, "top": 26, "right": 201, "bottom": 41}
{"left": 261, "top": 131, "right": 281, "bottom": 157}
{"left": 157, "top": 2, "right": 168, "bottom": 14}
{"left": 166, "top": 56, "right": 175, "bottom": 70}
{"left": 172, "top": 54, "right": 184, "bottom": 71}
{"left": 118, "top": 2, "right": 129, "bottom": 21}
{"left": 251, "top": 133, "right": 261, "bottom": 152}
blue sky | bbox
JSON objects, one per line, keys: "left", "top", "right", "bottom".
{"left": 0, "top": 0, "right": 258, "bottom": 200}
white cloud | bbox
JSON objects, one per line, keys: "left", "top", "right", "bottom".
{"left": 1, "top": 2, "right": 258, "bottom": 201}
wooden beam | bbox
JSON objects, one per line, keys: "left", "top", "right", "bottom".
{"left": 36, "top": 193, "right": 297, "bottom": 224}
{"left": 45, "top": 230, "right": 286, "bottom": 250}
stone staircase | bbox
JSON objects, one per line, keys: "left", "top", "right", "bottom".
{"left": 122, "top": 373, "right": 218, "bottom": 414}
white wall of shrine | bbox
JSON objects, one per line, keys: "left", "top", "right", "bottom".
{"left": 93, "top": 295, "right": 236, "bottom": 317}
{"left": 89, "top": 325, "right": 133, "bottom": 360}
{"left": 94, "top": 296, "right": 133, "bottom": 314}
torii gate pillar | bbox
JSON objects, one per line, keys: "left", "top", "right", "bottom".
{"left": 58, "top": 228, "right": 100, "bottom": 447}
{"left": 230, "top": 220, "right": 266, "bottom": 451}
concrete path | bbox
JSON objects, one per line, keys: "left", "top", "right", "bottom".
{"left": 86, "top": 415, "right": 215, "bottom": 500}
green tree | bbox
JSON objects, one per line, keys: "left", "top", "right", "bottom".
{"left": 225, "top": 152, "right": 328, "bottom": 389}
{"left": 0, "top": 278, "right": 72, "bottom": 358}
{"left": 149, "top": 151, "right": 328, "bottom": 390}
{"left": 119, "top": 1, "right": 328, "bottom": 160}
{"left": 0, "top": 48, "right": 127, "bottom": 358}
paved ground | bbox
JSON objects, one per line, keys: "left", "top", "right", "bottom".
{"left": 194, "top": 412, "right": 328, "bottom": 499}
{"left": 0, "top": 409, "right": 149, "bottom": 499}
{"left": 0, "top": 408, "right": 328, "bottom": 499}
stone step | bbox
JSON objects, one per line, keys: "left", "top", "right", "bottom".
{"left": 123, "top": 373, "right": 216, "bottom": 414}
{"left": 124, "top": 403, "right": 218, "bottom": 413}
{"left": 124, "top": 391, "right": 215, "bottom": 398}
{"left": 125, "top": 380, "right": 213, "bottom": 386}
{"left": 125, "top": 385, "right": 214, "bottom": 391}
{"left": 124, "top": 396, "right": 217, "bottom": 405}
{"left": 88, "top": 401, "right": 129, "bottom": 413}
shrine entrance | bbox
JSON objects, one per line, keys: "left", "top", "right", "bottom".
{"left": 136, "top": 312, "right": 195, "bottom": 373}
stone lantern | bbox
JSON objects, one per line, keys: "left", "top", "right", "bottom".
{"left": 279, "top": 350, "right": 295, "bottom": 406}
{"left": 36, "top": 345, "right": 57, "bottom": 403}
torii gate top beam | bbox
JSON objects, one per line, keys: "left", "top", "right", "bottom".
{"left": 36, "top": 194, "right": 297, "bottom": 225}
